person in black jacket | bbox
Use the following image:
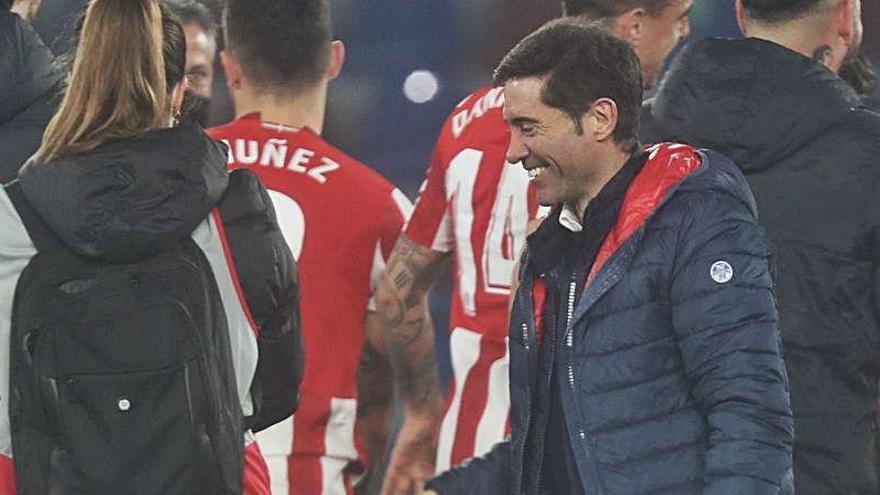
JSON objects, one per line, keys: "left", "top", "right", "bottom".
{"left": 0, "top": 0, "right": 303, "bottom": 492}
{"left": 0, "top": 0, "right": 60, "bottom": 183}
{"left": 426, "top": 22, "right": 793, "bottom": 495}
{"left": 641, "top": 0, "right": 880, "bottom": 493}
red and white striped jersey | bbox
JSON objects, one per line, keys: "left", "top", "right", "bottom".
{"left": 209, "top": 114, "right": 411, "bottom": 495}
{"left": 405, "top": 87, "right": 540, "bottom": 472}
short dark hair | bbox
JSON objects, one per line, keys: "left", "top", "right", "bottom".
{"left": 161, "top": 0, "right": 216, "bottom": 37}
{"left": 562, "top": 0, "right": 671, "bottom": 18}
{"left": 494, "top": 21, "right": 643, "bottom": 151}
{"left": 741, "top": 0, "right": 826, "bottom": 23}
{"left": 224, "top": 0, "right": 332, "bottom": 92}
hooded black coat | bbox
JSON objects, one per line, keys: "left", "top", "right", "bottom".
{"left": 642, "top": 37, "right": 880, "bottom": 494}
{"left": 14, "top": 125, "right": 304, "bottom": 433}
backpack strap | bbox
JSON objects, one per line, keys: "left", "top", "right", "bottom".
{"left": 5, "top": 180, "right": 63, "bottom": 253}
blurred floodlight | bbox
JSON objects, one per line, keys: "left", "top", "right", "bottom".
{"left": 403, "top": 70, "right": 439, "bottom": 104}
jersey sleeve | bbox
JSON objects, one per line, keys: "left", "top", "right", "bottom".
{"left": 367, "top": 188, "right": 413, "bottom": 310}
{"left": 404, "top": 141, "right": 455, "bottom": 253}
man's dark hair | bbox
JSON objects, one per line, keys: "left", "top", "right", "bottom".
{"left": 0, "top": 0, "right": 12, "bottom": 11}
{"left": 494, "top": 21, "right": 643, "bottom": 152}
{"left": 225, "top": 0, "right": 331, "bottom": 92}
{"left": 562, "top": 0, "right": 671, "bottom": 18}
{"left": 161, "top": 0, "right": 216, "bottom": 37}
{"left": 741, "top": 0, "right": 827, "bottom": 23}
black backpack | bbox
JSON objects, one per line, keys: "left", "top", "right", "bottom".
{"left": 5, "top": 182, "right": 245, "bottom": 494}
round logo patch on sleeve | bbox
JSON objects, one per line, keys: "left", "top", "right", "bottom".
{"left": 710, "top": 261, "right": 734, "bottom": 284}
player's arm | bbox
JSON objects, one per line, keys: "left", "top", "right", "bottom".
{"left": 357, "top": 189, "right": 418, "bottom": 489}
{"left": 357, "top": 310, "right": 395, "bottom": 468}
{"left": 670, "top": 189, "right": 792, "bottom": 493}
{"left": 376, "top": 234, "right": 450, "bottom": 495}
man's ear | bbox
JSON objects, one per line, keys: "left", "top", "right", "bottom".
{"left": 583, "top": 98, "right": 619, "bottom": 142}
{"left": 613, "top": 8, "right": 646, "bottom": 47}
{"left": 220, "top": 51, "right": 244, "bottom": 91}
{"left": 832, "top": 0, "right": 859, "bottom": 48}
{"left": 734, "top": 0, "right": 749, "bottom": 36}
{"left": 327, "top": 40, "right": 346, "bottom": 81}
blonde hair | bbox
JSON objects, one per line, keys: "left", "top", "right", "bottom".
{"left": 39, "top": 0, "right": 177, "bottom": 159}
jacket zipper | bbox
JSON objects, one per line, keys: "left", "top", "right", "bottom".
{"left": 517, "top": 317, "right": 535, "bottom": 493}
{"left": 565, "top": 272, "right": 598, "bottom": 494}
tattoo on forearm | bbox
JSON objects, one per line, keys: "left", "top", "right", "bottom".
{"left": 357, "top": 341, "right": 394, "bottom": 417}
{"left": 378, "top": 235, "right": 448, "bottom": 410}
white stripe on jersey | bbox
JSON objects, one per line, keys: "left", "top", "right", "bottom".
{"left": 320, "top": 397, "right": 358, "bottom": 495}
{"left": 325, "top": 397, "right": 358, "bottom": 460}
{"left": 474, "top": 341, "right": 510, "bottom": 456}
{"left": 367, "top": 241, "right": 385, "bottom": 312}
{"left": 435, "top": 327, "right": 482, "bottom": 474}
{"left": 319, "top": 456, "right": 350, "bottom": 495}
{"left": 391, "top": 188, "right": 414, "bottom": 220}
{"left": 430, "top": 206, "right": 455, "bottom": 253}
{"left": 265, "top": 455, "right": 290, "bottom": 495}
{"left": 256, "top": 415, "right": 294, "bottom": 457}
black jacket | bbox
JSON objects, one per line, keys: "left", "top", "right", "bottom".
{"left": 642, "top": 37, "right": 880, "bottom": 494}
{"left": 16, "top": 125, "right": 304, "bottom": 432}
{"left": 428, "top": 145, "right": 793, "bottom": 495}
{"left": 0, "top": 10, "right": 61, "bottom": 183}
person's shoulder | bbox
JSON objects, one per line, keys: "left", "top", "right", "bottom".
{"left": 302, "top": 132, "right": 400, "bottom": 204}
{"left": 206, "top": 118, "right": 246, "bottom": 140}
{"left": 832, "top": 106, "right": 880, "bottom": 147}
{"left": 657, "top": 145, "right": 758, "bottom": 222}
{"left": 436, "top": 86, "right": 509, "bottom": 151}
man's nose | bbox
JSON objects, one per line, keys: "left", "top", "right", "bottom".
{"left": 506, "top": 134, "right": 529, "bottom": 165}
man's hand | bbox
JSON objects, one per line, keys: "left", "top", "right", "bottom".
{"left": 381, "top": 408, "right": 443, "bottom": 495}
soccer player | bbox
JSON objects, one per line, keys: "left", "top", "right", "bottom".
{"left": 377, "top": 1, "right": 692, "bottom": 493}
{"left": 209, "top": 1, "right": 412, "bottom": 493}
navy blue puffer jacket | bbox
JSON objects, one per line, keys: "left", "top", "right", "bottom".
{"left": 427, "top": 145, "right": 794, "bottom": 495}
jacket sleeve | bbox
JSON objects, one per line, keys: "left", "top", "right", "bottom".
{"left": 669, "top": 190, "right": 794, "bottom": 494}
{"left": 425, "top": 440, "right": 511, "bottom": 495}
{"left": 0, "top": 12, "right": 59, "bottom": 123}
{"left": 217, "top": 169, "right": 304, "bottom": 433}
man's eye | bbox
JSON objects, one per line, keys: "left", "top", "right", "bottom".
{"left": 187, "top": 71, "right": 207, "bottom": 83}
{"left": 520, "top": 126, "right": 536, "bottom": 136}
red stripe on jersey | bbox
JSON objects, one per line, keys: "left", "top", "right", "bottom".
{"left": 588, "top": 144, "right": 702, "bottom": 284}
{"left": 211, "top": 208, "right": 259, "bottom": 336}
{"left": 290, "top": 454, "right": 324, "bottom": 495}
{"left": 243, "top": 442, "right": 271, "bottom": 495}
{"left": 0, "top": 455, "right": 14, "bottom": 495}
{"left": 449, "top": 336, "right": 508, "bottom": 466}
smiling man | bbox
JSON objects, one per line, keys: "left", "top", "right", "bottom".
{"left": 424, "top": 21, "right": 794, "bottom": 495}
{"left": 378, "top": 3, "right": 693, "bottom": 493}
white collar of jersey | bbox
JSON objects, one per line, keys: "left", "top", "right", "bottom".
{"left": 559, "top": 204, "right": 583, "bottom": 233}
{"left": 260, "top": 121, "right": 301, "bottom": 133}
